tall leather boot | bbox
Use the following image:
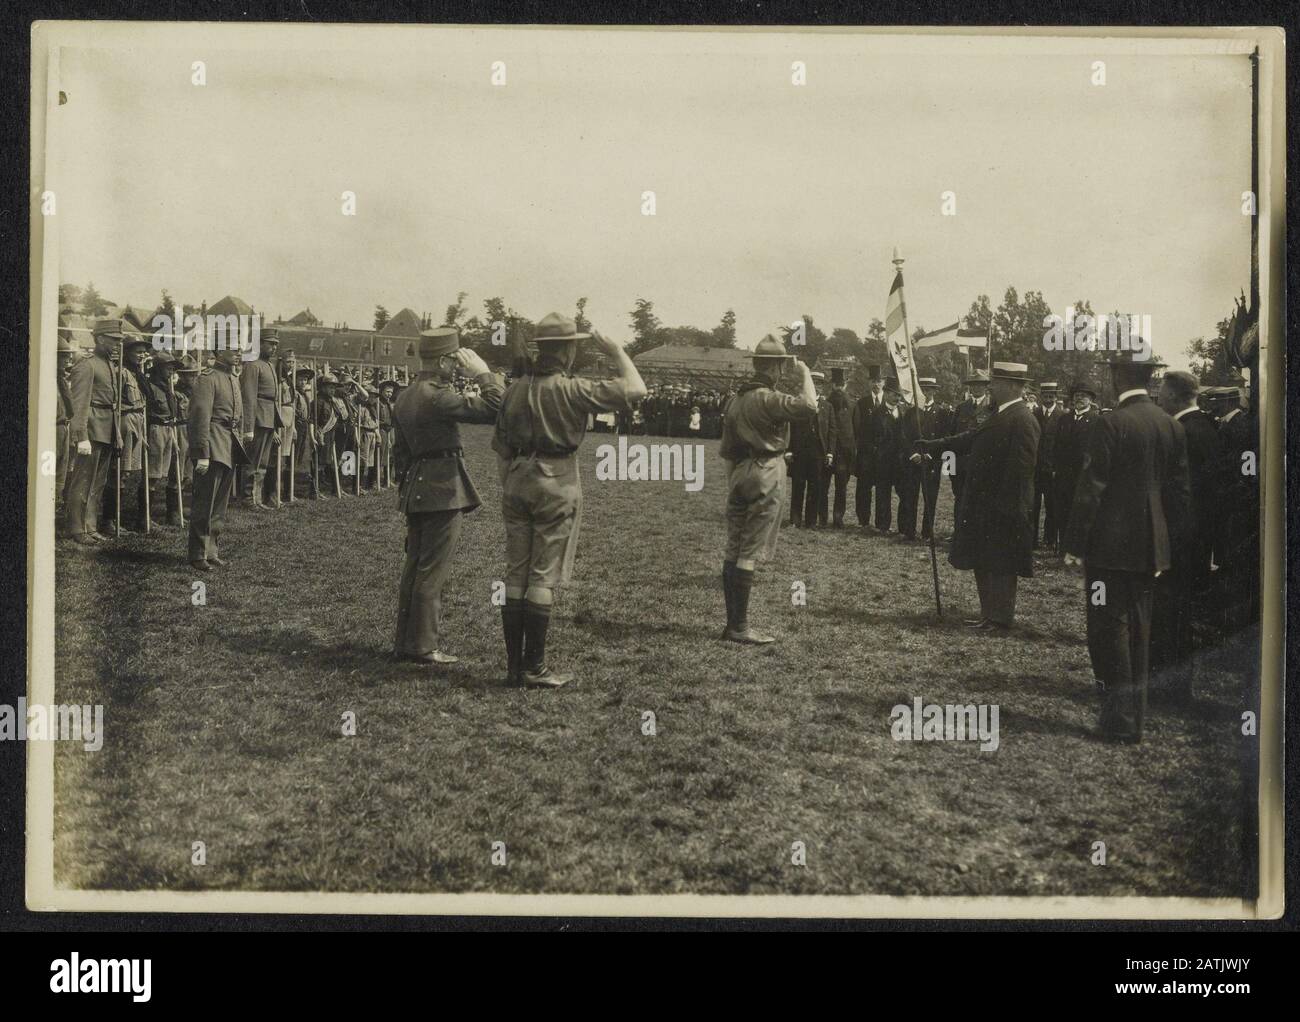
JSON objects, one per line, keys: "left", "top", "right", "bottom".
{"left": 521, "top": 601, "right": 571, "bottom": 689}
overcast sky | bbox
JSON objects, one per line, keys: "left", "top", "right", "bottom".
{"left": 51, "top": 28, "right": 1253, "bottom": 370}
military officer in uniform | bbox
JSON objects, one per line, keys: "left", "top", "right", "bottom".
{"left": 719, "top": 334, "right": 818, "bottom": 645}
{"left": 493, "top": 313, "right": 645, "bottom": 688}
{"left": 187, "top": 343, "right": 247, "bottom": 570}
{"left": 913, "top": 362, "right": 1041, "bottom": 630}
{"left": 55, "top": 331, "right": 79, "bottom": 513}
{"left": 64, "top": 319, "right": 127, "bottom": 545}
{"left": 240, "top": 327, "right": 283, "bottom": 510}
{"left": 392, "top": 329, "right": 504, "bottom": 667}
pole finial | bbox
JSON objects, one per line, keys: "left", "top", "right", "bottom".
{"left": 892, "top": 246, "right": 904, "bottom": 266}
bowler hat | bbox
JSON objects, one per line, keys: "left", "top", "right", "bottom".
{"left": 883, "top": 376, "right": 902, "bottom": 394}
{"left": 865, "top": 364, "right": 882, "bottom": 381}
{"left": 534, "top": 312, "right": 590, "bottom": 343}
{"left": 1070, "top": 383, "right": 1097, "bottom": 398}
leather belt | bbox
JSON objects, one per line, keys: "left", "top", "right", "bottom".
{"left": 508, "top": 447, "right": 575, "bottom": 460}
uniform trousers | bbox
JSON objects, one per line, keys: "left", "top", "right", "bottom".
{"left": 188, "top": 462, "right": 235, "bottom": 562}
{"left": 394, "top": 508, "right": 464, "bottom": 656}
{"left": 63, "top": 441, "right": 113, "bottom": 536}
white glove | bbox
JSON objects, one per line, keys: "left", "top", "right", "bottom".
{"left": 195, "top": 458, "right": 210, "bottom": 475}
{"left": 77, "top": 440, "right": 91, "bottom": 455}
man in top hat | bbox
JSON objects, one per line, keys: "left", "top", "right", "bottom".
{"left": 187, "top": 341, "right": 248, "bottom": 570}
{"left": 240, "top": 327, "right": 284, "bottom": 510}
{"left": 55, "top": 330, "right": 80, "bottom": 512}
{"left": 852, "top": 363, "right": 885, "bottom": 529}
{"left": 392, "top": 327, "right": 504, "bottom": 667}
{"left": 900, "top": 376, "right": 952, "bottom": 541}
{"left": 785, "top": 370, "right": 833, "bottom": 528}
{"left": 719, "top": 334, "right": 818, "bottom": 644}
{"left": 1054, "top": 382, "right": 1099, "bottom": 545}
{"left": 492, "top": 313, "right": 644, "bottom": 687}
{"left": 64, "top": 318, "right": 129, "bottom": 544}
{"left": 1063, "top": 349, "right": 1190, "bottom": 742}
{"left": 950, "top": 369, "right": 992, "bottom": 499}
{"left": 824, "top": 367, "right": 857, "bottom": 527}
{"left": 100, "top": 330, "right": 152, "bottom": 533}
{"left": 913, "top": 362, "right": 1041, "bottom": 630}
{"left": 871, "top": 374, "right": 909, "bottom": 535}
{"left": 1032, "top": 381, "right": 1065, "bottom": 550}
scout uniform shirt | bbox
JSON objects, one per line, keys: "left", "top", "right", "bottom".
{"left": 720, "top": 377, "right": 817, "bottom": 563}
{"left": 393, "top": 371, "right": 505, "bottom": 514}
{"left": 491, "top": 358, "right": 636, "bottom": 588}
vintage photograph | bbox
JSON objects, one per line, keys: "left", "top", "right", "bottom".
{"left": 25, "top": 23, "right": 1283, "bottom": 917}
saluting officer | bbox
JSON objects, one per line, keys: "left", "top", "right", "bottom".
{"left": 719, "top": 334, "right": 818, "bottom": 645}
{"left": 392, "top": 329, "right": 504, "bottom": 667}
{"left": 187, "top": 342, "right": 248, "bottom": 570}
{"left": 492, "top": 313, "right": 645, "bottom": 688}
{"left": 64, "top": 318, "right": 126, "bottom": 545}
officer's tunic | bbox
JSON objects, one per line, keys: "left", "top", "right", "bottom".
{"left": 491, "top": 358, "right": 635, "bottom": 589}
{"left": 187, "top": 364, "right": 245, "bottom": 562}
{"left": 720, "top": 377, "right": 817, "bottom": 563}
{"left": 392, "top": 371, "right": 504, "bottom": 656}
{"left": 64, "top": 352, "right": 120, "bottom": 537}
{"left": 240, "top": 356, "right": 281, "bottom": 476}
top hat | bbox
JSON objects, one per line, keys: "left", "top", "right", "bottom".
{"left": 990, "top": 361, "right": 1030, "bottom": 382}
{"left": 751, "top": 334, "right": 793, "bottom": 360}
{"left": 534, "top": 312, "right": 590, "bottom": 343}
{"left": 418, "top": 327, "right": 460, "bottom": 362}
{"left": 865, "top": 364, "right": 883, "bottom": 381}
{"left": 830, "top": 367, "right": 845, "bottom": 385}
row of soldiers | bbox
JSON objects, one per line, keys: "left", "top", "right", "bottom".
{"left": 57, "top": 319, "right": 410, "bottom": 567}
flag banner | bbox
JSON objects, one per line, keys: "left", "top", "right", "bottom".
{"left": 885, "top": 269, "right": 920, "bottom": 404}
{"left": 914, "top": 321, "right": 989, "bottom": 353}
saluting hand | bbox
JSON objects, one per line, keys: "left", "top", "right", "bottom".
{"left": 453, "top": 348, "right": 490, "bottom": 377}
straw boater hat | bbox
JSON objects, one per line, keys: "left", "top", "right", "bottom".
{"left": 990, "top": 361, "right": 1030, "bottom": 382}
{"left": 810, "top": 370, "right": 826, "bottom": 382}
{"left": 919, "top": 376, "right": 938, "bottom": 389}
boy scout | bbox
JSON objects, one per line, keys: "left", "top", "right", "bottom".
{"left": 392, "top": 329, "right": 504, "bottom": 667}
{"left": 492, "top": 312, "right": 645, "bottom": 688}
{"left": 187, "top": 343, "right": 248, "bottom": 570}
{"left": 719, "top": 335, "right": 818, "bottom": 644}
{"left": 64, "top": 318, "right": 126, "bottom": 545}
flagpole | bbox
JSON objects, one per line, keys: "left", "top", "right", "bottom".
{"left": 893, "top": 248, "right": 942, "bottom": 619}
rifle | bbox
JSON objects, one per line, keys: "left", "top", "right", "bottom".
{"left": 139, "top": 358, "right": 151, "bottom": 535}
{"left": 113, "top": 342, "right": 123, "bottom": 537}
{"left": 167, "top": 368, "right": 185, "bottom": 527}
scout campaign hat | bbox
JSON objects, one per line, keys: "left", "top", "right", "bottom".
{"left": 175, "top": 356, "right": 201, "bottom": 374}
{"left": 295, "top": 366, "right": 316, "bottom": 381}
{"left": 964, "top": 369, "right": 989, "bottom": 386}
{"left": 418, "top": 327, "right": 460, "bottom": 364}
{"left": 751, "top": 333, "right": 793, "bottom": 361}
{"left": 534, "top": 312, "right": 590, "bottom": 343}
{"left": 378, "top": 379, "right": 400, "bottom": 395}
{"left": 57, "top": 334, "right": 77, "bottom": 354}
{"left": 990, "top": 361, "right": 1030, "bottom": 382}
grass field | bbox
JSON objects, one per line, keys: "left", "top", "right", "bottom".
{"left": 51, "top": 425, "right": 1257, "bottom": 897}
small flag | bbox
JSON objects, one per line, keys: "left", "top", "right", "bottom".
{"left": 914, "top": 321, "right": 989, "bottom": 353}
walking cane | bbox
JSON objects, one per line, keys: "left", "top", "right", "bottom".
{"left": 113, "top": 343, "right": 123, "bottom": 537}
